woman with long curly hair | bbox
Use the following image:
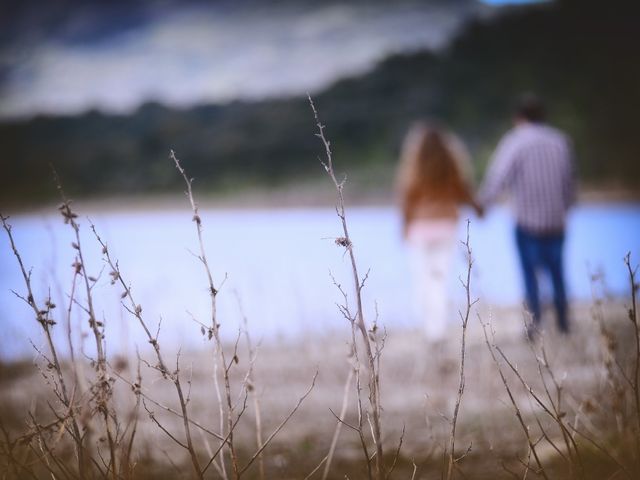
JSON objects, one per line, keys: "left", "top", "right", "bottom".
{"left": 397, "top": 122, "right": 481, "bottom": 340}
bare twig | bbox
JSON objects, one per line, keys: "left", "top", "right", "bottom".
{"left": 321, "top": 367, "right": 354, "bottom": 480}
{"left": 52, "top": 173, "right": 120, "bottom": 479}
{"left": 239, "top": 371, "right": 318, "bottom": 476}
{"left": 385, "top": 425, "right": 406, "bottom": 480}
{"left": 1, "top": 213, "right": 87, "bottom": 477}
{"left": 478, "top": 314, "right": 550, "bottom": 480}
{"left": 309, "top": 95, "right": 383, "bottom": 479}
{"left": 446, "top": 220, "right": 476, "bottom": 480}
{"left": 171, "top": 149, "right": 240, "bottom": 478}
{"left": 236, "top": 293, "right": 265, "bottom": 480}
{"left": 624, "top": 253, "right": 640, "bottom": 466}
{"left": 92, "top": 225, "right": 204, "bottom": 479}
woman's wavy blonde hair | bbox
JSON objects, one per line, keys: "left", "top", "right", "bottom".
{"left": 396, "top": 122, "right": 472, "bottom": 226}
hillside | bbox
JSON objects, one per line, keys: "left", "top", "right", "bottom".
{"left": 1, "top": 0, "right": 638, "bottom": 205}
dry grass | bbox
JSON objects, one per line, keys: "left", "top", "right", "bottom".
{"left": 0, "top": 301, "right": 636, "bottom": 479}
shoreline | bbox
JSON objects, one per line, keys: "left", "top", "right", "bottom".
{"left": 3, "top": 184, "right": 640, "bottom": 217}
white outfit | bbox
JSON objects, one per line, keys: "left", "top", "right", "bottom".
{"left": 406, "top": 218, "right": 458, "bottom": 340}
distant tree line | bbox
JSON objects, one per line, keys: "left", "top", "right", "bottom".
{"left": 1, "top": 0, "right": 637, "bottom": 205}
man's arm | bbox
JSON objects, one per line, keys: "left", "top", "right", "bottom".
{"left": 478, "top": 133, "right": 519, "bottom": 208}
{"left": 563, "top": 136, "right": 578, "bottom": 208}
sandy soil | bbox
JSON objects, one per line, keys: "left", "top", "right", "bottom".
{"left": 1, "top": 300, "right": 636, "bottom": 479}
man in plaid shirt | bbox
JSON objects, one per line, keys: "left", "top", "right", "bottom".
{"left": 479, "top": 94, "right": 576, "bottom": 335}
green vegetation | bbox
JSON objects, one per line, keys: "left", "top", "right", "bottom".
{"left": 1, "top": 0, "right": 638, "bottom": 205}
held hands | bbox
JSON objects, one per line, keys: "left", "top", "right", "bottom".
{"left": 472, "top": 199, "right": 485, "bottom": 218}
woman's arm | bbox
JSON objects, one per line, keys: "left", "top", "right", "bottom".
{"left": 459, "top": 181, "right": 484, "bottom": 217}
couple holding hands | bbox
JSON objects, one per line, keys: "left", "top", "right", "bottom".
{"left": 398, "top": 94, "right": 575, "bottom": 340}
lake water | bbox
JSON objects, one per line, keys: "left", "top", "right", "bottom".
{"left": 1, "top": 203, "right": 639, "bottom": 360}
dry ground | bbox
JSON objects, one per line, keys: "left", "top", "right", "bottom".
{"left": 1, "top": 299, "right": 638, "bottom": 479}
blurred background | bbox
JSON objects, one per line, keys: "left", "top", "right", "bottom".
{"left": 1, "top": 0, "right": 639, "bottom": 358}
{"left": 1, "top": 0, "right": 638, "bottom": 203}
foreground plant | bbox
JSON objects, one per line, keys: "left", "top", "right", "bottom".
{"left": 309, "top": 96, "right": 392, "bottom": 480}
{"left": 1, "top": 188, "right": 137, "bottom": 479}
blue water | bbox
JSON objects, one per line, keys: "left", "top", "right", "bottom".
{"left": 1, "top": 203, "right": 638, "bottom": 360}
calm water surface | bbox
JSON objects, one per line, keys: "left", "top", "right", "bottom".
{"left": 1, "top": 204, "right": 638, "bottom": 359}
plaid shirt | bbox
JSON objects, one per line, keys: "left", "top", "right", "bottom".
{"left": 479, "top": 123, "right": 576, "bottom": 234}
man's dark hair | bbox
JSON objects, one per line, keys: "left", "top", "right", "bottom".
{"left": 515, "top": 93, "right": 545, "bottom": 123}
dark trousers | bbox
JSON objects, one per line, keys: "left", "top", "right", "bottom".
{"left": 515, "top": 225, "right": 569, "bottom": 332}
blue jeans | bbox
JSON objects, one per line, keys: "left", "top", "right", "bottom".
{"left": 515, "top": 225, "right": 569, "bottom": 332}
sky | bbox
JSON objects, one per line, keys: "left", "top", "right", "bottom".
{"left": 0, "top": 1, "right": 497, "bottom": 119}
{"left": 481, "top": 0, "right": 547, "bottom": 4}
